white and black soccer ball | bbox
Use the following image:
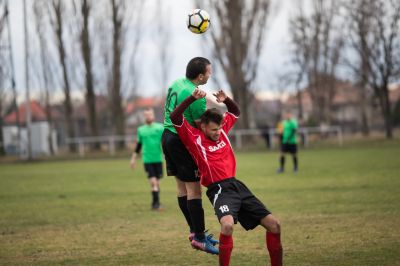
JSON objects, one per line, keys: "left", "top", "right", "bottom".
{"left": 187, "top": 9, "right": 210, "bottom": 34}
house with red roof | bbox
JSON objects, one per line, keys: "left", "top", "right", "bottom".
{"left": 2, "top": 101, "right": 58, "bottom": 156}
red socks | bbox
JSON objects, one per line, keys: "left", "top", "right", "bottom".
{"left": 219, "top": 233, "right": 233, "bottom": 266}
{"left": 266, "top": 232, "right": 283, "bottom": 266}
{"left": 219, "top": 231, "right": 282, "bottom": 265}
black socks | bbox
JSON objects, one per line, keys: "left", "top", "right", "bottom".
{"left": 178, "top": 196, "right": 194, "bottom": 232}
{"left": 187, "top": 199, "right": 205, "bottom": 240}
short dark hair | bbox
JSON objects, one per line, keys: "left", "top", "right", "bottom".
{"left": 200, "top": 108, "right": 223, "bottom": 125}
{"left": 186, "top": 57, "right": 211, "bottom": 80}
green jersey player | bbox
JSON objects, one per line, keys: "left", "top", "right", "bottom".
{"left": 130, "top": 108, "right": 164, "bottom": 210}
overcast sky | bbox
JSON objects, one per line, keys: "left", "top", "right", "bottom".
{"left": 7, "top": 0, "right": 295, "bottom": 101}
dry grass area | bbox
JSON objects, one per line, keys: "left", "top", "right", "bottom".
{"left": 1, "top": 140, "right": 400, "bottom": 265}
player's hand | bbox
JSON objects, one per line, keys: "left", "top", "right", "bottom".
{"left": 192, "top": 88, "right": 206, "bottom": 99}
{"left": 130, "top": 160, "right": 136, "bottom": 170}
{"left": 213, "top": 90, "right": 227, "bottom": 103}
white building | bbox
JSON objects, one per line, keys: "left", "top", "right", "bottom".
{"left": 2, "top": 101, "right": 58, "bottom": 157}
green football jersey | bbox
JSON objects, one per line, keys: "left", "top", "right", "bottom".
{"left": 163, "top": 78, "right": 206, "bottom": 133}
{"left": 137, "top": 122, "right": 164, "bottom": 163}
{"left": 282, "top": 119, "right": 298, "bottom": 144}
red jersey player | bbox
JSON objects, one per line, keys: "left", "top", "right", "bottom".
{"left": 170, "top": 88, "right": 283, "bottom": 266}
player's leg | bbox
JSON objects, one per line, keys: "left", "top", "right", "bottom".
{"left": 291, "top": 144, "right": 298, "bottom": 172}
{"left": 175, "top": 177, "right": 194, "bottom": 233}
{"left": 260, "top": 214, "right": 280, "bottom": 233}
{"left": 148, "top": 176, "right": 160, "bottom": 209}
{"left": 185, "top": 181, "right": 206, "bottom": 241}
{"left": 144, "top": 163, "right": 158, "bottom": 209}
{"left": 162, "top": 129, "right": 217, "bottom": 251}
{"left": 172, "top": 141, "right": 217, "bottom": 247}
{"left": 292, "top": 153, "right": 298, "bottom": 172}
{"left": 206, "top": 178, "right": 242, "bottom": 260}
{"left": 162, "top": 131, "right": 194, "bottom": 232}
{"left": 260, "top": 214, "right": 283, "bottom": 266}
{"left": 153, "top": 163, "right": 163, "bottom": 209}
{"left": 235, "top": 179, "right": 282, "bottom": 266}
{"left": 219, "top": 215, "right": 235, "bottom": 266}
{"left": 146, "top": 163, "right": 163, "bottom": 210}
{"left": 187, "top": 180, "right": 218, "bottom": 255}
{"left": 277, "top": 145, "right": 286, "bottom": 173}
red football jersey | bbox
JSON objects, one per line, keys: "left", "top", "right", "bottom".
{"left": 174, "top": 112, "right": 238, "bottom": 187}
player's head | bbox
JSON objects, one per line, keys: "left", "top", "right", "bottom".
{"left": 284, "top": 110, "right": 292, "bottom": 120}
{"left": 200, "top": 108, "right": 223, "bottom": 141}
{"left": 186, "top": 57, "right": 212, "bottom": 85}
{"left": 143, "top": 107, "right": 155, "bottom": 124}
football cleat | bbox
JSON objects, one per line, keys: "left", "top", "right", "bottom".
{"left": 188, "top": 232, "right": 195, "bottom": 242}
{"left": 188, "top": 231, "right": 219, "bottom": 246}
{"left": 276, "top": 168, "right": 284, "bottom": 173}
{"left": 191, "top": 237, "right": 219, "bottom": 255}
{"left": 151, "top": 203, "right": 163, "bottom": 211}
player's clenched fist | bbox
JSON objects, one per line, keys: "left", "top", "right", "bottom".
{"left": 192, "top": 88, "right": 207, "bottom": 99}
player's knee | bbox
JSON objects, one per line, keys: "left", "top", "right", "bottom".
{"left": 269, "top": 218, "right": 281, "bottom": 234}
{"left": 220, "top": 217, "right": 234, "bottom": 235}
{"left": 186, "top": 183, "right": 202, "bottom": 199}
{"left": 261, "top": 215, "right": 281, "bottom": 234}
{"left": 175, "top": 179, "right": 187, "bottom": 197}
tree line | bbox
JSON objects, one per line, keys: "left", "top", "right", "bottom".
{"left": 0, "top": 0, "right": 399, "bottom": 157}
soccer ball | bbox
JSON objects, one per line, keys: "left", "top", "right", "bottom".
{"left": 187, "top": 9, "right": 210, "bottom": 34}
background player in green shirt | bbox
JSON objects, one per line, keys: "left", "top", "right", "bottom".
{"left": 130, "top": 108, "right": 164, "bottom": 210}
{"left": 162, "top": 57, "right": 219, "bottom": 254}
{"left": 277, "top": 110, "right": 299, "bottom": 173}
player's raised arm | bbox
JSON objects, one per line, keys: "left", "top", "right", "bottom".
{"left": 170, "top": 88, "right": 207, "bottom": 125}
{"left": 213, "top": 90, "right": 240, "bottom": 117}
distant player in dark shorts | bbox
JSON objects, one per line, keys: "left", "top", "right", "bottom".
{"left": 162, "top": 57, "right": 219, "bottom": 255}
{"left": 277, "top": 110, "right": 298, "bottom": 173}
{"left": 170, "top": 88, "right": 283, "bottom": 266}
{"left": 130, "top": 108, "right": 164, "bottom": 210}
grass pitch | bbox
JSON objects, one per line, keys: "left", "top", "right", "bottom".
{"left": 1, "top": 141, "right": 400, "bottom": 265}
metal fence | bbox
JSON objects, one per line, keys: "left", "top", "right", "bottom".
{"left": 65, "top": 126, "right": 343, "bottom": 157}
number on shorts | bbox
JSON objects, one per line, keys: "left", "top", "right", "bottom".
{"left": 219, "top": 205, "right": 229, "bottom": 213}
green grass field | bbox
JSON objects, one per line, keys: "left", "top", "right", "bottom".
{"left": 1, "top": 141, "right": 400, "bottom": 265}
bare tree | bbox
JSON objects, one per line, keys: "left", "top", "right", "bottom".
{"left": 0, "top": 1, "right": 6, "bottom": 36}
{"left": 1, "top": 0, "right": 20, "bottom": 156}
{"left": 362, "top": 0, "right": 400, "bottom": 138}
{"left": 0, "top": 0, "right": 8, "bottom": 155}
{"left": 289, "top": 0, "right": 343, "bottom": 125}
{"left": 78, "top": 0, "right": 99, "bottom": 149}
{"left": 49, "top": 0, "right": 76, "bottom": 152}
{"left": 109, "top": 0, "right": 143, "bottom": 148}
{"left": 343, "top": 0, "right": 373, "bottom": 136}
{"left": 199, "top": 0, "right": 271, "bottom": 129}
{"left": 110, "top": 0, "right": 125, "bottom": 147}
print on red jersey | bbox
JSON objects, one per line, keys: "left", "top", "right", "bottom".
{"left": 208, "top": 140, "right": 226, "bottom": 152}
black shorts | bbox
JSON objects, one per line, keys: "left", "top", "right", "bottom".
{"left": 206, "top": 178, "right": 271, "bottom": 231}
{"left": 144, "top": 163, "right": 163, "bottom": 179}
{"left": 161, "top": 129, "right": 200, "bottom": 182}
{"left": 281, "top": 143, "right": 297, "bottom": 154}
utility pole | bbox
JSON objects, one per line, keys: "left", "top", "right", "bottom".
{"left": 23, "top": 0, "right": 32, "bottom": 159}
